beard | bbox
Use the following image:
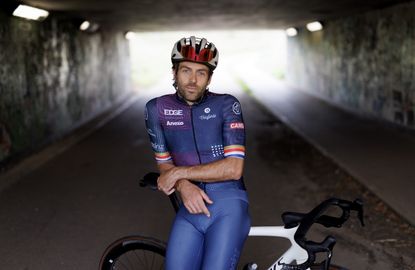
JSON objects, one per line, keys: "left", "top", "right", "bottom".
{"left": 176, "top": 82, "right": 207, "bottom": 103}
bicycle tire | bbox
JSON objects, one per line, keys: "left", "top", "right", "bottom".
{"left": 99, "top": 235, "right": 167, "bottom": 270}
{"left": 310, "top": 264, "right": 348, "bottom": 270}
{"left": 328, "top": 265, "right": 348, "bottom": 270}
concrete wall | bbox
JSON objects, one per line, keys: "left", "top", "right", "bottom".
{"left": 0, "top": 11, "right": 131, "bottom": 165}
{"left": 287, "top": 2, "right": 415, "bottom": 129}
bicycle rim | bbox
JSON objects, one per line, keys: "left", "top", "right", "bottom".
{"left": 99, "top": 236, "right": 166, "bottom": 270}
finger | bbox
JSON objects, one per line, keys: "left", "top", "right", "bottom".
{"left": 185, "top": 203, "right": 196, "bottom": 214}
{"left": 195, "top": 198, "right": 210, "bottom": 217}
{"left": 162, "top": 187, "right": 173, "bottom": 196}
{"left": 166, "top": 188, "right": 175, "bottom": 195}
{"left": 200, "top": 191, "right": 213, "bottom": 204}
{"left": 200, "top": 203, "right": 211, "bottom": 217}
{"left": 157, "top": 178, "right": 164, "bottom": 191}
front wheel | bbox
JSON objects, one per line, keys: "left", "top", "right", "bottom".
{"left": 99, "top": 235, "right": 167, "bottom": 270}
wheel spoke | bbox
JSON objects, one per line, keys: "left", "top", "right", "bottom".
{"left": 110, "top": 248, "right": 164, "bottom": 269}
{"left": 100, "top": 237, "right": 166, "bottom": 270}
{"left": 142, "top": 248, "right": 149, "bottom": 266}
{"left": 133, "top": 249, "right": 145, "bottom": 266}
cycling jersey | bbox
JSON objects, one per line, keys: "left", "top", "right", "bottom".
{"left": 145, "top": 90, "right": 250, "bottom": 269}
{"left": 145, "top": 91, "right": 246, "bottom": 168}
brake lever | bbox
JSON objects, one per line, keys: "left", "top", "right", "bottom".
{"left": 315, "top": 198, "right": 364, "bottom": 228}
{"left": 337, "top": 198, "right": 365, "bottom": 226}
{"left": 139, "top": 172, "right": 160, "bottom": 190}
{"left": 351, "top": 198, "right": 365, "bottom": 226}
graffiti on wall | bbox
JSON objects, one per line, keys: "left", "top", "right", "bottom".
{"left": 0, "top": 123, "right": 11, "bottom": 161}
{"left": 393, "top": 90, "right": 414, "bottom": 126}
{"left": 286, "top": 1, "right": 415, "bottom": 130}
{"left": 0, "top": 13, "right": 131, "bottom": 165}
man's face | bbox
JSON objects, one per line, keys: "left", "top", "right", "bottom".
{"left": 174, "top": 61, "right": 211, "bottom": 105}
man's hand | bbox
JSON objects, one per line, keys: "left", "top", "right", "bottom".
{"left": 177, "top": 180, "right": 213, "bottom": 217}
{"left": 157, "top": 167, "right": 180, "bottom": 195}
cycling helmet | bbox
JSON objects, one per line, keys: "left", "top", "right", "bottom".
{"left": 171, "top": 36, "right": 219, "bottom": 70}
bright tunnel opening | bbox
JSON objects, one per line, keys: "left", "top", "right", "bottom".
{"left": 127, "top": 30, "right": 287, "bottom": 95}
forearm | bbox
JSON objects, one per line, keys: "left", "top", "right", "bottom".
{"left": 158, "top": 162, "right": 175, "bottom": 174}
{"left": 158, "top": 162, "right": 191, "bottom": 192}
{"left": 156, "top": 157, "right": 244, "bottom": 195}
{"left": 176, "top": 157, "right": 244, "bottom": 183}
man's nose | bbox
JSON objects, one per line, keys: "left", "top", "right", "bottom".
{"left": 189, "top": 72, "right": 197, "bottom": 83}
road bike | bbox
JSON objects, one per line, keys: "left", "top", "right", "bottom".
{"left": 99, "top": 172, "right": 364, "bottom": 270}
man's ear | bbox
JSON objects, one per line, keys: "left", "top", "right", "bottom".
{"left": 172, "top": 64, "right": 179, "bottom": 80}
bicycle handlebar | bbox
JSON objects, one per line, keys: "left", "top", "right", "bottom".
{"left": 282, "top": 198, "right": 365, "bottom": 269}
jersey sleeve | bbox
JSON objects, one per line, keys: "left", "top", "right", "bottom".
{"left": 145, "top": 99, "right": 173, "bottom": 164}
{"left": 222, "top": 95, "right": 246, "bottom": 159}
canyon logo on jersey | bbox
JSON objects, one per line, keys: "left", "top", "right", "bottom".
{"left": 230, "top": 122, "right": 244, "bottom": 129}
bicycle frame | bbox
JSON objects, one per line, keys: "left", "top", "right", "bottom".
{"left": 248, "top": 226, "right": 309, "bottom": 269}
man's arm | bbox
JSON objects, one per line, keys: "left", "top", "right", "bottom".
{"left": 175, "top": 156, "right": 243, "bottom": 182}
{"left": 157, "top": 157, "right": 243, "bottom": 195}
{"left": 158, "top": 162, "right": 175, "bottom": 174}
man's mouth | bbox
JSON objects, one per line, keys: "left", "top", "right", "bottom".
{"left": 185, "top": 85, "right": 197, "bottom": 91}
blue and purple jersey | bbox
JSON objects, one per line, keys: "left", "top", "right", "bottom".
{"left": 144, "top": 91, "right": 246, "bottom": 172}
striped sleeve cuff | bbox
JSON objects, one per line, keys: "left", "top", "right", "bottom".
{"left": 154, "top": 152, "right": 172, "bottom": 163}
{"left": 224, "top": 145, "right": 245, "bottom": 159}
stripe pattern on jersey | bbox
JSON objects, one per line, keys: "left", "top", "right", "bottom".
{"left": 224, "top": 145, "right": 245, "bottom": 159}
{"left": 155, "top": 152, "right": 172, "bottom": 163}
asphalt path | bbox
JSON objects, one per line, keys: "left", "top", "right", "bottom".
{"left": 0, "top": 72, "right": 412, "bottom": 269}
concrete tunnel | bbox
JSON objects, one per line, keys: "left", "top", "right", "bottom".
{"left": 0, "top": 0, "right": 414, "bottom": 269}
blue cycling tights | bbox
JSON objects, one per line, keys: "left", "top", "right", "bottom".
{"left": 165, "top": 188, "right": 251, "bottom": 270}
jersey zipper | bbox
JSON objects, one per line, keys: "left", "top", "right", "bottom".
{"left": 190, "top": 106, "right": 202, "bottom": 165}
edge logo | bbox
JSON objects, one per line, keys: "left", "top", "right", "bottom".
{"left": 164, "top": 109, "right": 183, "bottom": 116}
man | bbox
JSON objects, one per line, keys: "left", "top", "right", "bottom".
{"left": 145, "top": 36, "right": 250, "bottom": 269}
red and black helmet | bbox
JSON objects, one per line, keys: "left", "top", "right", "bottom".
{"left": 171, "top": 36, "right": 219, "bottom": 70}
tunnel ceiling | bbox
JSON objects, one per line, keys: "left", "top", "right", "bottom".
{"left": 19, "top": 0, "right": 412, "bottom": 31}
